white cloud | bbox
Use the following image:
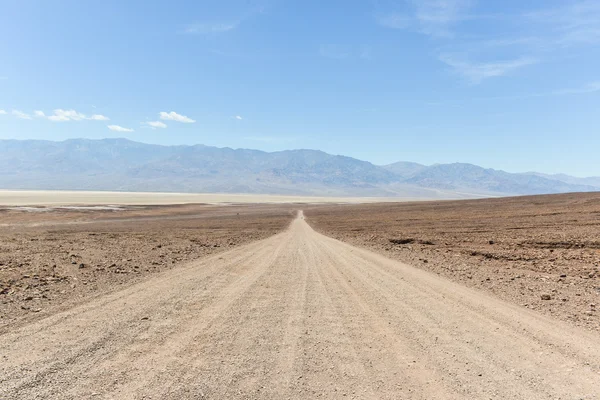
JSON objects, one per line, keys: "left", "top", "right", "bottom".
{"left": 234, "top": 115, "right": 243, "bottom": 120}
{"left": 12, "top": 110, "right": 32, "bottom": 120}
{"left": 184, "top": 22, "right": 238, "bottom": 34}
{"left": 159, "top": 111, "right": 195, "bottom": 123}
{"left": 107, "top": 125, "right": 134, "bottom": 132}
{"left": 439, "top": 54, "right": 537, "bottom": 83}
{"left": 53, "top": 109, "right": 86, "bottom": 121}
{"left": 0, "top": 109, "right": 6, "bottom": 115}
{"left": 42, "top": 109, "right": 109, "bottom": 122}
{"left": 48, "top": 115, "right": 70, "bottom": 122}
{"left": 46, "top": 109, "right": 87, "bottom": 122}
{"left": 89, "top": 114, "right": 109, "bottom": 121}
{"left": 5, "top": 108, "right": 111, "bottom": 122}
{"left": 146, "top": 121, "right": 167, "bottom": 129}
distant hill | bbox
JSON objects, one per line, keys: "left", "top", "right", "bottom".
{"left": 525, "top": 172, "right": 600, "bottom": 189}
{"left": 401, "top": 163, "right": 597, "bottom": 195}
{"left": 381, "top": 161, "right": 427, "bottom": 178}
{"left": 0, "top": 138, "right": 598, "bottom": 198}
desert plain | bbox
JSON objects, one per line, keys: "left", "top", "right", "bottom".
{"left": 1, "top": 191, "right": 600, "bottom": 399}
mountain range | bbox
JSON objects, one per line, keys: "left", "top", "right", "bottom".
{"left": 0, "top": 138, "right": 598, "bottom": 199}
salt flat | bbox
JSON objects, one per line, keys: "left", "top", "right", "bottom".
{"left": 0, "top": 190, "right": 404, "bottom": 206}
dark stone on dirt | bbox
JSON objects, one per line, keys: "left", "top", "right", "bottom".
{"left": 541, "top": 294, "right": 552, "bottom": 301}
{"left": 389, "top": 238, "right": 415, "bottom": 245}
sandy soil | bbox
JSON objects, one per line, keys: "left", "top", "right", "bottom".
{"left": 306, "top": 192, "right": 600, "bottom": 332}
{"left": 1, "top": 212, "right": 599, "bottom": 399}
{"left": 0, "top": 203, "right": 295, "bottom": 330}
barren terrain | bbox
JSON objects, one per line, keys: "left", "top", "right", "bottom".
{"left": 0, "top": 203, "right": 295, "bottom": 330}
{"left": 2, "top": 211, "right": 600, "bottom": 399}
{"left": 306, "top": 192, "right": 600, "bottom": 332}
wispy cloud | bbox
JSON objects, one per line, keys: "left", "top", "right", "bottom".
{"left": 234, "top": 115, "right": 243, "bottom": 120}
{"left": 145, "top": 121, "right": 167, "bottom": 129}
{"left": 552, "top": 81, "right": 600, "bottom": 96}
{"left": 375, "top": 2, "right": 599, "bottom": 85}
{"left": 184, "top": 22, "right": 238, "bottom": 35}
{"left": 375, "top": 0, "right": 542, "bottom": 85}
{"left": 377, "top": 13, "right": 412, "bottom": 30}
{"left": 439, "top": 54, "right": 537, "bottom": 83}
{"left": 182, "top": 1, "right": 269, "bottom": 35}
{"left": 107, "top": 125, "right": 134, "bottom": 132}
{"left": 12, "top": 110, "right": 32, "bottom": 120}
{"left": 0, "top": 76, "right": 7, "bottom": 80}
{"left": 159, "top": 111, "right": 195, "bottom": 123}
{"left": 0, "top": 109, "right": 7, "bottom": 115}
{"left": 477, "top": 37, "right": 541, "bottom": 48}
{"left": 526, "top": 1, "right": 600, "bottom": 46}
{"left": 34, "top": 110, "right": 45, "bottom": 118}
{"left": 376, "top": 0, "right": 476, "bottom": 38}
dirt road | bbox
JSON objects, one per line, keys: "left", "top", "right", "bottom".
{"left": 2, "top": 212, "right": 599, "bottom": 399}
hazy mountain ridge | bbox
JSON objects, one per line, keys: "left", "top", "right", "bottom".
{"left": 0, "top": 139, "right": 598, "bottom": 198}
{"left": 398, "top": 163, "right": 597, "bottom": 195}
{"left": 381, "top": 161, "right": 427, "bottom": 178}
{"left": 525, "top": 172, "right": 600, "bottom": 189}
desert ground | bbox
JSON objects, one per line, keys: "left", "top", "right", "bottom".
{"left": 1, "top": 192, "right": 600, "bottom": 399}
{"left": 305, "top": 192, "right": 600, "bottom": 333}
{"left": 0, "top": 203, "right": 296, "bottom": 330}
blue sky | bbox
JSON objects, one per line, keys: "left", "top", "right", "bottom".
{"left": 0, "top": 0, "right": 599, "bottom": 176}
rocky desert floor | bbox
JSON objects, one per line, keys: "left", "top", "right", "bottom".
{"left": 2, "top": 206, "right": 600, "bottom": 399}
{"left": 305, "top": 192, "right": 600, "bottom": 333}
{"left": 0, "top": 203, "right": 296, "bottom": 331}
{"left": 2, "top": 194, "right": 600, "bottom": 399}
